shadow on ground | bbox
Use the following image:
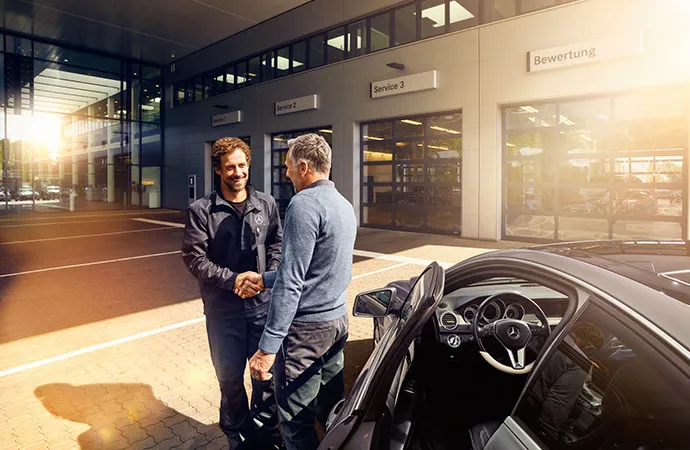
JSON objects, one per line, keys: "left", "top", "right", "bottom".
{"left": 343, "top": 338, "right": 374, "bottom": 396}
{"left": 355, "top": 227, "right": 529, "bottom": 255}
{"left": 35, "top": 383, "right": 225, "bottom": 449}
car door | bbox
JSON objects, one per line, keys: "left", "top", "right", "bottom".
{"left": 484, "top": 298, "right": 690, "bottom": 450}
{"left": 319, "top": 262, "right": 445, "bottom": 450}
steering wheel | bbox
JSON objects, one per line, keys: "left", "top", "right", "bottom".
{"left": 472, "top": 292, "right": 551, "bottom": 374}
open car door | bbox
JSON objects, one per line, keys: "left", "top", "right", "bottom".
{"left": 320, "top": 262, "right": 445, "bottom": 450}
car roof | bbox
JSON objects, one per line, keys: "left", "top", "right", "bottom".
{"left": 463, "top": 242, "right": 690, "bottom": 352}
{"left": 532, "top": 240, "right": 690, "bottom": 305}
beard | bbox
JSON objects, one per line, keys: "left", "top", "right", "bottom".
{"left": 223, "top": 176, "right": 247, "bottom": 193}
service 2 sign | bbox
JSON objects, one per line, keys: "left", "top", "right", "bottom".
{"left": 371, "top": 70, "right": 438, "bottom": 99}
{"left": 274, "top": 94, "right": 319, "bottom": 116}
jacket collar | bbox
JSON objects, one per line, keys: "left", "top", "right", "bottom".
{"left": 213, "top": 184, "right": 262, "bottom": 212}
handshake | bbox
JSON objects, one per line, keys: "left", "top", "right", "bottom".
{"left": 234, "top": 271, "right": 264, "bottom": 298}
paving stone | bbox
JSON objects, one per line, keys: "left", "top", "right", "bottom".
{"left": 171, "top": 420, "right": 202, "bottom": 442}
{"left": 119, "top": 422, "right": 149, "bottom": 444}
{"left": 130, "top": 437, "right": 157, "bottom": 450}
{"left": 147, "top": 436, "right": 185, "bottom": 450}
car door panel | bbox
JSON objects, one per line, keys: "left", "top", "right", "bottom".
{"left": 484, "top": 418, "right": 541, "bottom": 450}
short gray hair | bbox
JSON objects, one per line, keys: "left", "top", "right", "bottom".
{"left": 287, "top": 133, "right": 332, "bottom": 175}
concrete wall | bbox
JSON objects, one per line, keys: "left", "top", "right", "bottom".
{"left": 165, "top": 0, "right": 690, "bottom": 240}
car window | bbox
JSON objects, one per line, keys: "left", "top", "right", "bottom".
{"left": 514, "top": 301, "right": 690, "bottom": 449}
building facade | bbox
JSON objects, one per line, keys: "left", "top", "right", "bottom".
{"left": 161, "top": 0, "right": 689, "bottom": 241}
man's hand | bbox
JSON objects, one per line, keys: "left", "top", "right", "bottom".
{"left": 234, "top": 271, "right": 264, "bottom": 298}
{"left": 249, "top": 350, "right": 275, "bottom": 381}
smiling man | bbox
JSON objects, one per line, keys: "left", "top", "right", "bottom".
{"left": 182, "top": 137, "right": 284, "bottom": 449}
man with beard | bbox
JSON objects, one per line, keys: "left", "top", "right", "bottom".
{"left": 182, "top": 137, "right": 283, "bottom": 449}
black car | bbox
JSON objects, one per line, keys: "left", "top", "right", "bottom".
{"left": 320, "top": 240, "right": 690, "bottom": 450}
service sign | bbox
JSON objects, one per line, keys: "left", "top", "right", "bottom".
{"left": 274, "top": 94, "right": 319, "bottom": 116}
{"left": 528, "top": 32, "right": 643, "bottom": 72}
{"left": 211, "top": 110, "right": 242, "bottom": 127}
{"left": 370, "top": 70, "right": 438, "bottom": 99}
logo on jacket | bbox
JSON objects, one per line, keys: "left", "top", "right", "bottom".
{"left": 254, "top": 214, "right": 264, "bottom": 225}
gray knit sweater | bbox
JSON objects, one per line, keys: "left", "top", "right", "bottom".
{"left": 259, "top": 180, "right": 357, "bottom": 354}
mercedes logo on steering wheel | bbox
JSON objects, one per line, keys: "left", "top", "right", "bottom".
{"left": 508, "top": 325, "right": 521, "bottom": 340}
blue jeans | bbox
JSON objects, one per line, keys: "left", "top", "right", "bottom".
{"left": 206, "top": 312, "right": 281, "bottom": 449}
{"left": 274, "top": 315, "right": 348, "bottom": 450}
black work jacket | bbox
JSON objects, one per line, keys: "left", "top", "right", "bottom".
{"left": 182, "top": 185, "right": 283, "bottom": 318}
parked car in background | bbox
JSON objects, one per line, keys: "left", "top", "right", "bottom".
{"left": 44, "top": 185, "right": 61, "bottom": 200}
{"left": 320, "top": 240, "right": 690, "bottom": 450}
{"left": 18, "top": 183, "right": 40, "bottom": 201}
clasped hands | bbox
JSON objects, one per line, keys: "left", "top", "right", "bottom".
{"left": 234, "top": 271, "right": 264, "bottom": 298}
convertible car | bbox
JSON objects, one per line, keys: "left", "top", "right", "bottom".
{"left": 319, "top": 240, "right": 690, "bottom": 450}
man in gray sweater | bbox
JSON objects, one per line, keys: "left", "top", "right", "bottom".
{"left": 240, "top": 133, "right": 357, "bottom": 450}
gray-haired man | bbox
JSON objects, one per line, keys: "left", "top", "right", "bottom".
{"left": 239, "top": 134, "right": 357, "bottom": 450}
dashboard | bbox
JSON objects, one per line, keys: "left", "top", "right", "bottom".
{"left": 433, "top": 280, "right": 570, "bottom": 348}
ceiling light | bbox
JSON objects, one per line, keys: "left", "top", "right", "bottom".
{"left": 506, "top": 143, "right": 516, "bottom": 147}
{"left": 428, "top": 145, "right": 449, "bottom": 150}
{"left": 401, "top": 119, "right": 422, "bottom": 126}
{"left": 449, "top": 1, "right": 474, "bottom": 23}
{"left": 559, "top": 115, "right": 575, "bottom": 125}
{"left": 153, "top": 97, "right": 161, "bottom": 103}
{"left": 364, "top": 135, "right": 384, "bottom": 141}
{"left": 318, "top": 129, "right": 333, "bottom": 133}
{"left": 422, "top": 3, "right": 445, "bottom": 27}
{"left": 430, "top": 125, "right": 461, "bottom": 134}
{"left": 520, "top": 106, "right": 539, "bottom": 113}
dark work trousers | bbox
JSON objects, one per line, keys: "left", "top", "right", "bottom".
{"left": 274, "top": 315, "right": 348, "bottom": 450}
{"left": 206, "top": 312, "right": 281, "bottom": 450}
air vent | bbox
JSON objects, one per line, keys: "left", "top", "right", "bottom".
{"left": 440, "top": 312, "right": 458, "bottom": 330}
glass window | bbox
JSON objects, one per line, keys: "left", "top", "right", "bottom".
{"left": 394, "top": 117, "right": 425, "bottom": 138}
{"left": 327, "top": 27, "right": 346, "bottom": 64}
{"left": 308, "top": 34, "right": 325, "bottom": 68}
{"left": 247, "top": 57, "right": 260, "bottom": 86}
{"left": 427, "top": 139, "right": 462, "bottom": 159}
{"left": 233, "top": 61, "right": 247, "bottom": 88}
{"left": 449, "top": 0, "right": 479, "bottom": 31}
{"left": 261, "top": 51, "right": 274, "bottom": 81}
{"left": 276, "top": 46, "right": 291, "bottom": 77}
{"left": 429, "top": 112, "right": 462, "bottom": 136}
{"left": 363, "top": 142, "right": 394, "bottom": 162}
{"left": 484, "top": 0, "right": 516, "bottom": 21}
{"left": 292, "top": 40, "right": 307, "bottom": 73}
{"left": 421, "top": 0, "right": 446, "bottom": 38}
{"left": 363, "top": 164, "right": 393, "bottom": 183}
{"left": 394, "top": 141, "right": 424, "bottom": 161}
{"left": 362, "top": 121, "right": 393, "bottom": 141}
{"left": 515, "top": 303, "right": 690, "bottom": 449}
{"left": 370, "top": 12, "right": 391, "bottom": 52}
{"left": 6, "top": 35, "right": 32, "bottom": 57}
{"left": 363, "top": 205, "right": 393, "bottom": 226}
{"left": 348, "top": 20, "right": 368, "bottom": 57}
{"left": 361, "top": 111, "right": 462, "bottom": 235}
{"left": 394, "top": 4, "right": 417, "bottom": 46}
{"left": 208, "top": 70, "right": 225, "bottom": 96}
{"left": 141, "top": 80, "right": 161, "bottom": 123}
{"left": 505, "top": 104, "right": 557, "bottom": 129}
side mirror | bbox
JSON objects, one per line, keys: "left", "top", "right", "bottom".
{"left": 353, "top": 287, "right": 396, "bottom": 318}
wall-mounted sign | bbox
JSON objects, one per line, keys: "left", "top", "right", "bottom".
{"left": 528, "top": 32, "right": 643, "bottom": 73}
{"left": 211, "top": 110, "right": 242, "bottom": 127}
{"left": 274, "top": 94, "right": 319, "bottom": 116}
{"left": 370, "top": 70, "right": 438, "bottom": 99}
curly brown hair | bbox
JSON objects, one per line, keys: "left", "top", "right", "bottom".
{"left": 211, "top": 137, "right": 251, "bottom": 168}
